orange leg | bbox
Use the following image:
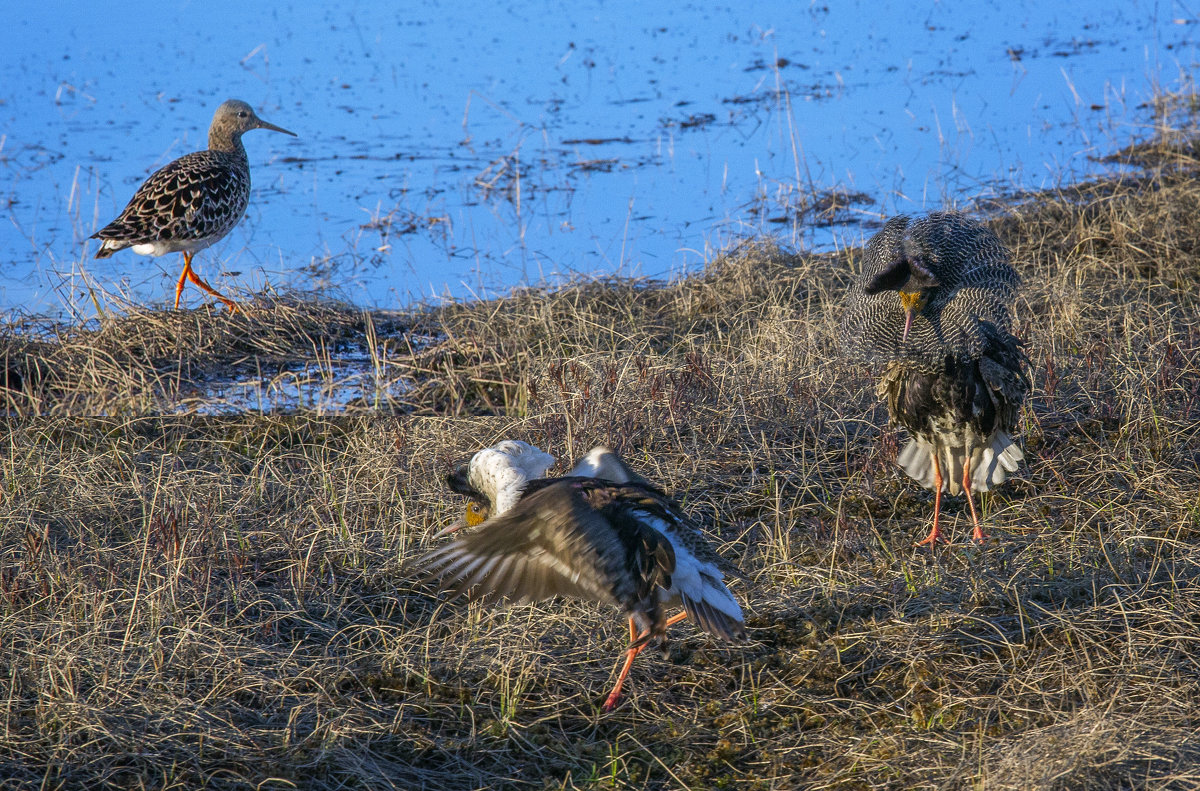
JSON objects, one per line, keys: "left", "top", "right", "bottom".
{"left": 914, "top": 453, "right": 948, "bottom": 547}
{"left": 601, "top": 611, "right": 691, "bottom": 712}
{"left": 603, "top": 618, "right": 643, "bottom": 712}
{"left": 173, "top": 254, "right": 191, "bottom": 310}
{"left": 175, "top": 252, "right": 238, "bottom": 312}
{"left": 664, "top": 611, "right": 689, "bottom": 629}
{"left": 963, "top": 458, "right": 988, "bottom": 543}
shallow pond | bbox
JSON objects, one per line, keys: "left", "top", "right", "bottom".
{"left": 1, "top": 1, "right": 1195, "bottom": 318}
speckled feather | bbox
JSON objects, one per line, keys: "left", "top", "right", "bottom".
{"left": 91, "top": 99, "right": 293, "bottom": 260}
{"left": 840, "top": 211, "right": 1021, "bottom": 366}
{"left": 842, "top": 212, "right": 1030, "bottom": 497}
{"left": 92, "top": 150, "right": 250, "bottom": 257}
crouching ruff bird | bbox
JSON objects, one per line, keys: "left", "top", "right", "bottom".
{"left": 841, "top": 212, "right": 1030, "bottom": 545}
{"left": 419, "top": 440, "right": 748, "bottom": 711}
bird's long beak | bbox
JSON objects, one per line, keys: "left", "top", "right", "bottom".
{"left": 433, "top": 518, "right": 467, "bottom": 540}
{"left": 257, "top": 119, "right": 297, "bottom": 137}
{"left": 898, "top": 290, "right": 923, "bottom": 345}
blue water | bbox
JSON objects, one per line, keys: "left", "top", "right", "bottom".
{"left": 1, "top": 1, "right": 1195, "bottom": 318}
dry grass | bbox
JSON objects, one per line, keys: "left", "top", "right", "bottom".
{"left": 2, "top": 119, "right": 1200, "bottom": 789}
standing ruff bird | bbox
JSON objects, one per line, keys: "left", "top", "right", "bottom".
{"left": 91, "top": 99, "right": 296, "bottom": 311}
{"left": 420, "top": 440, "right": 748, "bottom": 711}
{"left": 841, "top": 212, "right": 1030, "bottom": 545}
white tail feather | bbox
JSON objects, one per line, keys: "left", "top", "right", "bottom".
{"left": 642, "top": 516, "right": 745, "bottom": 637}
{"left": 665, "top": 542, "right": 744, "bottom": 625}
{"left": 897, "top": 439, "right": 938, "bottom": 491}
{"left": 971, "top": 431, "right": 1023, "bottom": 492}
{"left": 896, "top": 431, "right": 1023, "bottom": 494}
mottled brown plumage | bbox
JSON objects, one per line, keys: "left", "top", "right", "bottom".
{"left": 91, "top": 99, "right": 295, "bottom": 311}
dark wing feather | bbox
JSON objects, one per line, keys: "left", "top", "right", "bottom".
{"left": 977, "top": 324, "right": 1030, "bottom": 432}
{"left": 528, "top": 475, "right": 669, "bottom": 500}
{"left": 864, "top": 257, "right": 912, "bottom": 294}
{"left": 421, "top": 483, "right": 670, "bottom": 608}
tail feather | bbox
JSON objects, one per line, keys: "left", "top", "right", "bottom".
{"left": 681, "top": 592, "right": 747, "bottom": 642}
{"left": 970, "top": 431, "right": 1024, "bottom": 493}
{"left": 897, "top": 431, "right": 1024, "bottom": 494}
{"left": 91, "top": 237, "right": 125, "bottom": 259}
{"left": 897, "top": 439, "right": 939, "bottom": 491}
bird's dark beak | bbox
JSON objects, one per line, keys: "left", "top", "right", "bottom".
{"left": 257, "top": 118, "right": 297, "bottom": 137}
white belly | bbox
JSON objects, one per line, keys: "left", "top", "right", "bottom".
{"left": 130, "top": 237, "right": 217, "bottom": 257}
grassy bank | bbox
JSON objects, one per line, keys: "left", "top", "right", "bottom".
{"left": 1, "top": 124, "right": 1199, "bottom": 788}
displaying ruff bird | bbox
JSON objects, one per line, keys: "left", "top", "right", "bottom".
{"left": 840, "top": 212, "right": 1029, "bottom": 545}
{"left": 91, "top": 99, "right": 296, "bottom": 312}
{"left": 420, "top": 440, "right": 747, "bottom": 711}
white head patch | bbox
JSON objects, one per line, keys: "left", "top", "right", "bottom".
{"left": 468, "top": 440, "right": 556, "bottom": 515}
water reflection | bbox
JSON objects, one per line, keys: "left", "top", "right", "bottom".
{"left": 0, "top": 1, "right": 1193, "bottom": 316}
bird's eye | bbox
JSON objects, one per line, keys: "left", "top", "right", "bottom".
{"left": 238, "top": 111, "right": 248, "bottom": 118}
{"left": 465, "top": 501, "right": 487, "bottom": 527}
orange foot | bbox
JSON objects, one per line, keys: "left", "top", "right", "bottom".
{"left": 914, "top": 525, "right": 949, "bottom": 547}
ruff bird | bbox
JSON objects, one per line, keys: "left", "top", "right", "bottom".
{"left": 421, "top": 440, "right": 747, "bottom": 711}
{"left": 841, "top": 212, "right": 1029, "bottom": 545}
{"left": 91, "top": 99, "right": 296, "bottom": 312}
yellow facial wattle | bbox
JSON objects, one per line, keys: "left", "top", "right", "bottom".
{"left": 465, "top": 501, "right": 487, "bottom": 527}
{"left": 898, "top": 291, "right": 926, "bottom": 343}
{"left": 899, "top": 290, "right": 926, "bottom": 313}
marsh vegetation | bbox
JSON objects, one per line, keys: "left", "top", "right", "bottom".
{"left": 1, "top": 111, "right": 1199, "bottom": 789}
